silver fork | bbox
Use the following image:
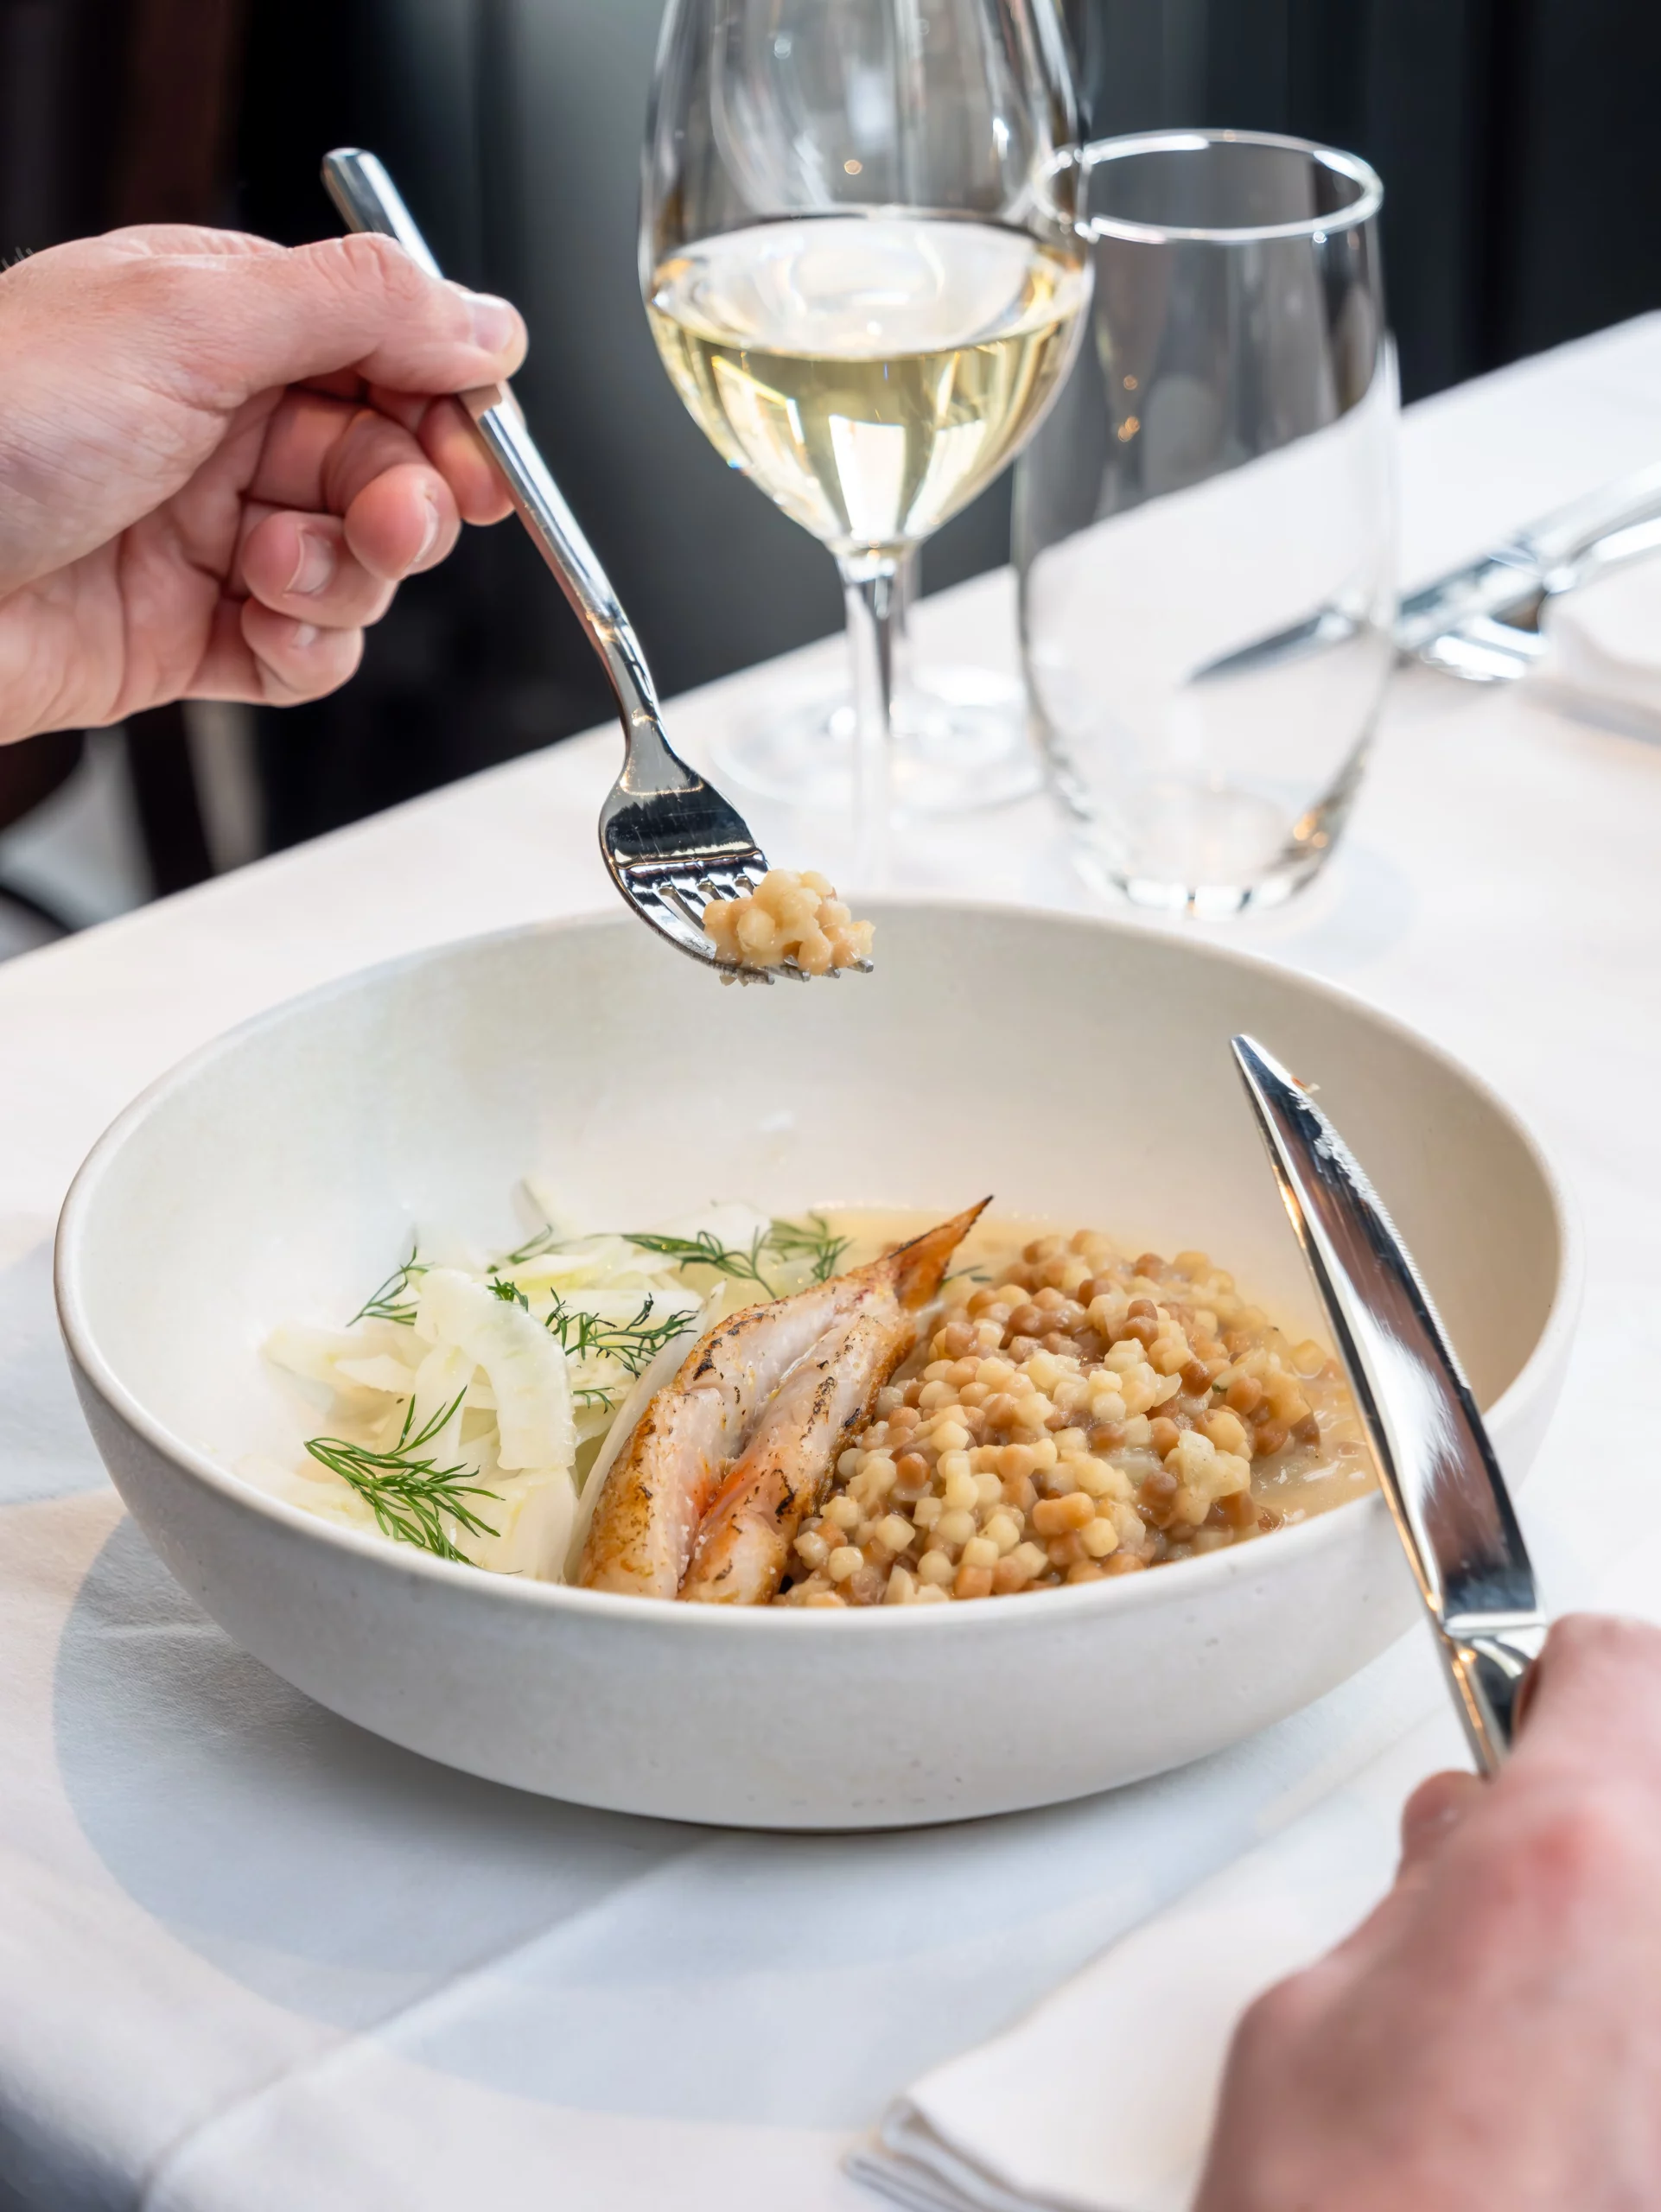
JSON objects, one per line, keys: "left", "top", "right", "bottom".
{"left": 1396, "top": 463, "right": 1661, "bottom": 684}
{"left": 321, "top": 147, "right": 861, "bottom": 985}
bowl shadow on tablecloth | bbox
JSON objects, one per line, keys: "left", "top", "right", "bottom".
{"left": 54, "top": 1512, "right": 1392, "bottom": 2130}
{"left": 0, "top": 1241, "right": 116, "bottom": 1505}
{"left": 52, "top": 1519, "right": 704, "bottom": 2016}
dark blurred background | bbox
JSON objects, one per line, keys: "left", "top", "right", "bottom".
{"left": 2, "top": 0, "right": 1659, "bottom": 928}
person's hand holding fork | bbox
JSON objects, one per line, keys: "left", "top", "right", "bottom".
{"left": 0, "top": 224, "right": 526, "bottom": 746}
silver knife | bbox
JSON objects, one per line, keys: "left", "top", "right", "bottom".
{"left": 1397, "top": 461, "right": 1661, "bottom": 683}
{"left": 1193, "top": 463, "right": 1661, "bottom": 690}
{"left": 1231, "top": 1035, "right": 1547, "bottom": 1773}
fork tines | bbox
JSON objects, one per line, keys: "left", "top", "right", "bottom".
{"left": 619, "top": 855, "right": 772, "bottom": 984}
{"left": 692, "top": 866, "right": 860, "bottom": 983}
{"left": 623, "top": 857, "right": 862, "bottom": 986}
{"left": 597, "top": 710, "right": 867, "bottom": 982}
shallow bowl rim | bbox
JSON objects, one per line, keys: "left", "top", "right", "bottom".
{"left": 54, "top": 895, "right": 1582, "bottom": 1640}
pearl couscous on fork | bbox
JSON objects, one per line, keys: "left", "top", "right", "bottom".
{"left": 702, "top": 868, "right": 874, "bottom": 976}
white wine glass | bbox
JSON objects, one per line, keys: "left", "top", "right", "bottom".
{"left": 641, "top": 0, "right": 1089, "bottom": 876}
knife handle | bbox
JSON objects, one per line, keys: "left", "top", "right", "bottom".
{"left": 1445, "top": 1617, "right": 1549, "bottom": 1774}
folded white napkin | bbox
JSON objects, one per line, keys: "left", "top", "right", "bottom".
{"left": 849, "top": 1706, "right": 1464, "bottom": 2212}
{"left": 1541, "top": 551, "right": 1661, "bottom": 735}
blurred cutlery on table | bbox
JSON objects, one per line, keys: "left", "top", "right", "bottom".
{"left": 1196, "top": 463, "right": 1661, "bottom": 737}
{"left": 1397, "top": 461, "right": 1661, "bottom": 686}
{"left": 1195, "top": 462, "right": 1661, "bottom": 684}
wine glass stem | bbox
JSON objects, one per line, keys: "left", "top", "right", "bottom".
{"left": 839, "top": 556, "right": 900, "bottom": 888}
{"left": 893, "top": 547, "right": 918, "bottom": 701}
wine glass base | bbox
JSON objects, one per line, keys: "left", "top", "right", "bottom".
{"left": 714, "top": 665, "right": 1041, "bottom": 815}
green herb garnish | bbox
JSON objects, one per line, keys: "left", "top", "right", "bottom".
{"left": 767, "top": 1212, "right": 852, "bottom": 1284}
{"left": 622, "top": 1227, "right": 778, "bottom": 1294}
{"left": 350, "top": 1242, "right": 429, "bottom": 1326}
{"left": 545, "top": 1293, "right": 694, "bottom": 1376}
{"left": 621, "top": 1216, "right": 854, "bottom": 1299}
{"left": 304, "top": 1392, "right": 496, "bottom": 1560}
{"left": 500, "top": 1221, "right": 560, "bottom": 1267}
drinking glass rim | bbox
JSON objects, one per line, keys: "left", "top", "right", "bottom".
{"left": 1058, "top": 128, "right": 1384, "bottom": 245}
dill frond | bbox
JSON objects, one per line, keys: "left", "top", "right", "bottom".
{"left": 767, "top": 1212, "right": 852, "bottom": 1284}
{"left": 622, "top": 1228, "right": 776, "bottom": 1295}
{"left": 627, "top": 1217, "right": 857, "bottom": 1296}
{"left": 500, "top": 1221, "right": 560, "bottom": 1267}
{"left": 545, "top": 1294, "right": 693, "bottom": 1376}
{"left": 350, "top": 1241, "right": 429, "bottom": 1326}
{"left": 304, "top": 1391, "right": 496, "bottom": 1560}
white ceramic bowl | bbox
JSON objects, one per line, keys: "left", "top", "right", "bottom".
{"left": 57, "top": 905, "right": 1577, "bottom": 1829}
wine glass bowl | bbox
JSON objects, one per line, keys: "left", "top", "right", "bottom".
{"left": 641, "top": 0, "right": 1088, "bottom": 867}
{"left": 646, "top": 216, "right": 1087, "bottom": 563}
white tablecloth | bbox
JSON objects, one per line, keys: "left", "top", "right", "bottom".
{"left": 3, "top": 316, "right": 1661, "bottom": 2212}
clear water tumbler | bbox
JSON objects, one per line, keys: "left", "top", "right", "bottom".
{"left": 1016, "top": 130, "right": 1396, "bottom": 914}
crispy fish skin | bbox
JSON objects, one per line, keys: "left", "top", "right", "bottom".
{"left": 577, "top": 1201, "right": 987, "bottom": 1601}
{"left": 681, "top": 1200, "right": 987, "bottom": 1605}
{"left": 577, "top": 1281, "right": 849, "bottom": 1597}
{"left": 678, "top": 1307, "right": 903, "bottom": 1604}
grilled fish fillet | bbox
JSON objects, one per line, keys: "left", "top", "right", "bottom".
{"left": 577, "top": 1202, "right": 986, "bottom": 1600}
{"left": 576, "top": 1279, "right": 849, "bottom": 1598}
{"left": 679, "top": 1306, "right": 896, "bottom": 1604}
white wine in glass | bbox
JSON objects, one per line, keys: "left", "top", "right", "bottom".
{"left": 641, "top": 0, "right": 1087, "bottom": 877}
{"left": 650, "top": 216, "right": 1085, "bottom": 552}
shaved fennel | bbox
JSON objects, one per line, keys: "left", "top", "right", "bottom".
{"left": 258, "top": 1194, "right": 839, "bottom": 1578}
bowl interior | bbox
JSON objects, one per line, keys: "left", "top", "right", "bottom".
{"left": 66, "top": 905, "right": 1563, "bottom": 1503}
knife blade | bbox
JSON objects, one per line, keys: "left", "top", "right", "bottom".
{"left": 1191, "top": 463, "right": 1661, "bottom": 690}
{"left": 1230, "top": 1034, "right": 1547, "bottom": 1773}
{"left": 1397, "top": 462, "right": 1661, "bottom": 682}
{"left": 1397, "top": 462, "right": 1661, "bottom": 677}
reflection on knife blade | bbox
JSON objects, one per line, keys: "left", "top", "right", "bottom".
{"left": 1230, "top": 1033, "right": 1547, "bottom": 1775}
{"left": 1188, "top": 604, "right": 1364, "bottom": 687}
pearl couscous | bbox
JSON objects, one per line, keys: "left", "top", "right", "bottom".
{"left": 774, "top": 1225, "right": 1370, "bottom": 1607}
{"left": 702, "top": 868, "right": 874, "bottom": 975}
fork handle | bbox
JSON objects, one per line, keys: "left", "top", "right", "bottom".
{"left": 455, "top": 384, "right": 667, "bottom": 740}
{"left": 321, "top": 148, "right": 684, "bottom": 778}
